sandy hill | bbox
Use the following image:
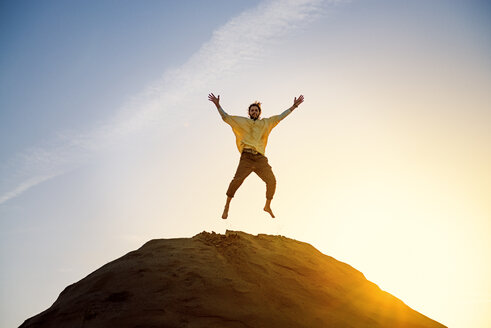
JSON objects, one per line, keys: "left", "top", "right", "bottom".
{"left": 21, "top": 230, "right": 446, "bottom": 328}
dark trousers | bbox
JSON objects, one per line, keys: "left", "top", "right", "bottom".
{"left": 226, "top": 151, "right": 277, "bottom": 200}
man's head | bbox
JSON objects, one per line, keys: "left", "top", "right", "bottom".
{"left": 248, "top": 101, "right": 261, "bottom": 120}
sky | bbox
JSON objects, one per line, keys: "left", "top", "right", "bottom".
{"left": 1, "top": 0, "right": 490, "bottom": 327}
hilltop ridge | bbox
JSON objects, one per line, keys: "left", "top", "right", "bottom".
{"left": 21, "top": 230, "right": 446, "bottom": 328}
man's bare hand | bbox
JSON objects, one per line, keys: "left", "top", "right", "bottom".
{"left": 293, "top": 95, "right": 304, "bottom": 108}
{"left": 208, "top": 93, "right": 220, "bottom": 108}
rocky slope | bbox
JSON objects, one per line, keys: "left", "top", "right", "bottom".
{"left": 21, "top": 230, "right": 446, "bottom": 327}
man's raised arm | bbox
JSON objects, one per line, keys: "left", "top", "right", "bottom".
{"left": 275, "top": 94, "right": 305, "bottom": 122}
{"left": 208, "top": 93, "right": 228, "bottom": 119}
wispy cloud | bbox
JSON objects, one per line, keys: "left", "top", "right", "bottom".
{"left": 0, "top": 173, "right": 61, "bottom": 204}
{"left": 0, "top": 0, "right": 335, "bottom": 205}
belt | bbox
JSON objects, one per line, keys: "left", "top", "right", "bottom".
{"left": 242, "top": 148, "right": 260, "bottom": 155}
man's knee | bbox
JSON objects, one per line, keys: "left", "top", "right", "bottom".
{"left": 227, "top": 174, "right": 248, "bottom": 197}
{"left": 231, "top": 174, "right": 248, "bottom": 185}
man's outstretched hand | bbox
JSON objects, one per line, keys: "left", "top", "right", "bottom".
{"left": 293, "top": 95, "right": 304, "bottom": 109}
{"left": 208, "top": 93, "right": 220, "bottom": 108}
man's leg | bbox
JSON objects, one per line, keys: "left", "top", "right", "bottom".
{"left": 254, "top": 155, "right": 276, "bottom": 218}
{"left": 222, "top": 196, "right": 232, "bottom": 220}
{"left": 223, "top": 153, "right": 254, "bottom": 219}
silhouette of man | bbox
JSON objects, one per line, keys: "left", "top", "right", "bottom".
{"left": 208, "top": 93, "right": 304, "bottom": 219}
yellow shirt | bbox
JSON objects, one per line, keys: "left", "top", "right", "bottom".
{"left": 222, "top": 109, "right": 292, "bottom": 156}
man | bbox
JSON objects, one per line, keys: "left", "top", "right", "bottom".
{"left": 208, "top": 93, "right": 304, "bottom": 219}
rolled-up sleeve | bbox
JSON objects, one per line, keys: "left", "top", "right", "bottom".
{"left": 267, "top": 108, "right": 292, "bottom": 129}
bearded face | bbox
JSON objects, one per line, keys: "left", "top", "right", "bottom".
{"left": 248, "top": 105, "right": 260, "bottom": 120}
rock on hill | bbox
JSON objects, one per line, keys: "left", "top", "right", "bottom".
{"left": 21, "top": 230, "right": 446, "bottom": 328}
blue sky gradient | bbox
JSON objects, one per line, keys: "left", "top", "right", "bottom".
{"left": 1, "top": 1, "right": 490, "bottom": 327}
{"left": 0, "top": 0, "right": 260, "bottom": 157}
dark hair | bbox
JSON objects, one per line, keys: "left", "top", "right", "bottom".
{"left": 248, "top": 101, "right": 261, "bottom": 113}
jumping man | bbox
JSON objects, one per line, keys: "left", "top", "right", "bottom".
{"left": 208, "top": 93, "right": 304, "bottom": 219}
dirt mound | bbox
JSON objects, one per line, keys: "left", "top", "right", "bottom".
{"left": 21, "top": 230, "right": 446, "bottom": 328}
